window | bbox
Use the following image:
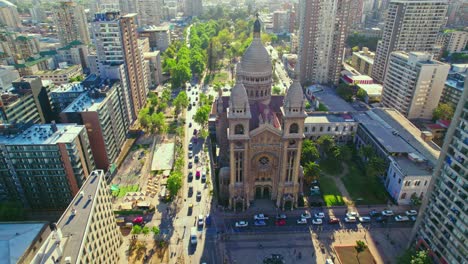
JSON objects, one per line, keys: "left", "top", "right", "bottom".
{"left": 414, "top": 180, "right": 421, "bottom": 186}
{"left": 404, "top": 181, "right": 411, "bottom": 186}
{"left": 234, "top": 124, "right": 244, "bottom": 135}
{"left": 424, "top": 180, "right": 428, "bottom": 186}
{"left": 304, "top": 127, "right": 308, "bottom": 132}
{"left": 400, "top": 192, "right": 406, "bottom": 199}
{"left": 398, "top": 178, "right": 401, "bottom": 184}
{"left": 289, "top": 123, "right": 299, "bottom": 134}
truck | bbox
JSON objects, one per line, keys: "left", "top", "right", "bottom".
{"left": 190, "top": 227, "right": 198, "bottom": 245}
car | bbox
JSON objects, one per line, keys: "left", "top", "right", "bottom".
{"left": 188, "top": 143, "right": 193, "bottom": 150}
{"left": 358, "top": 216, "right": 371, "bottom": 223}
{"left": 188, "top": 204, "right": 193, "bottom": 215}
{"left": 188, "top": 172, "right": 193, "bottom": 181}
{"left": 301, "top": 211, "right": 312, "bottom": 219}
{"left": 188, "top": 161, "right": 193, "bottom": 169}
{"left": 235, "top": 221, "right": 248, "bottom": 228}
{"left": 132, "top": 216, "right": 144, "bottom": 225}
{"left": 189, "top": 122, "right": 192, "bottom": 127}
{"left": 254, "top": 214, "right": 269, "bottom": 220}
{"left": 394, "top": 215, "right": 410, "bottom": 222}
{"left": 297, "top": 218, "right": 308, "bottom": 225}
{"left": 196, "top": 191, "right": 201, "bottom": 201}
{"left": 346, "top": 212, "right": 359, "bottom": 218}
{"left": 410, "top": 216, "right": 417, "bottom": 222}
{"left": 382, "top": 210, "right": 394, "bottom": 216}
{"left": 326, "top": 259, "right": 335, "bottom": 264}
{"left": 201, "top": 173, "right": 206, "bottom": 182}
{"left": 375, "top": 216, "right": 387, "bottom": 223}
{"left": 314, "top": 212, "right": 325, "bottom": 218}
{"left": 192, "top": 102, "right": 196, "bottom": 106}
{"left": 188, "top": 186, "right": 193, "bottom": 197}
{"left": 254, "top": 220, "right": 267, "bottom": 226}
{"left": 196, "top": 170, "right": 201, "bottom": 179}
{"left": 198, "top": 215, "right": 204, "bottom": 226}
{"left": 312, "top": 218, "right": 323, "bottom": 225}
{"left": 188, "top": 151, "right": 193, "bottom": 159}
{"left": 311, "top": 180, "right": 319, "bottom": 186}
{"left": 405, "top": 210, "right": 418, "bottom": 216}
{"left": 276, "top": 214, "right": 287, "bottom": 220}
{"left": 193, "top": 129, "right": 198, "bottom": 135}
{"left": 205, "top": 214, "right": 212, "bottom": 225}
{"left": 194, "top": 155, "right": 199, "bottom": 163}
{"left": 328, "top": 218, "right": 340, "bottom": 224}
{"left": 369, "top": 210, "right": 381, "bottom": 217}
{"left": 275, "top": 219, "right": 286, "bottom": 226}
{"left": 344, "top": 216, "right": 357, "bottom": 223}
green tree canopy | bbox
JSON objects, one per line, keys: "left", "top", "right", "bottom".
{"left": 337, "top": 83, "right": 354, "bottom": 102}
{"left": 397, "top": 249, "right": 431, "bottom": 264}
{"left": 173, "top": 91, "right": 189, "bottom": 114}
{"left": 272, "top": 86, "right": 282, "bottom": 95}
{"left": 301, "top": 139, "right": 319, "bottom": 165}
{"left": 316, "top": 135, "right": 336, "bottom": 157}
{"left": 304, "top": 162, "right": 321, "bottom": 184}
{"left": 432, "top": 103, "right": 455, "bottom": 121}
{"left": 194, "top": 105, "right": 211, "bottom": 127}
{"left": 167, "top": 171, "right": 183, "bottom": 197}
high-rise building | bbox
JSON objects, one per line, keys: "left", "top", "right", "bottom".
{"left": 371, "top": 0, "right": 448, "bottom": 83}
{"left": 138, "top": 0, "right": 163, "bottom": 26}
{"left": 50, "top": 82, "right": 87, "bottom": 115}
{"left": 439, "top": 31, "right": 468, "bottom": 54}
{"left": 411, "top": 78, "right": 467, "bottom": 264}
{"left": 31, "top": 170, "right": 122, "bottom": 263}
{"left": 348, "top": 0, "right": 364, "bottom": 30}
{"left": 298, "top": 0, "right": 350, "bottom": 85}
{"left": 0, "top": 0, "right": 21, "bottom": 30}
{"left": 53, "top": 0, "right": 91, "bottom": 47}
{"left": 0, "top": 123, "right": 95, "bottom": 209}
{"left": 184, "top": 0, "right": 203, "bottom": 17}
{"left": 92, "top": 11, "right": 148, "bottom": 122}
{"left": 138, "top": 25, "right": 172, "bottom": 51}
{"left": 381, "top": 52, "right": 450, "bottom": 120}
{"left": 60, "top": 82, "right": 129, "bottom": 170}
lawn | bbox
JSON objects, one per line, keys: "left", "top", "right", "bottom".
{"left": 335, "top": 246, "right": 375, "bottom": 264}
{"left": 342, "top": 163, "right": 388, "bottom": 205}
{"left": 212, "top": 71, "right": 229, "bottom": 84}
{"left": 112, "top": 184, "right": 140, "bottom": 197}
{"left": 320, "top": 176, "right": 345, "bottom": 206}
{"left": 319, "top": 158, "right": 344, "bottom": 175}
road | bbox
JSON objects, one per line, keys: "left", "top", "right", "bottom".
{"left": 267, "top": 45, "right": 292, "bottom": 94}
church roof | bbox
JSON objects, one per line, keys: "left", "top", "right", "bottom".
{"left": 284, "top": 79, "right": 304, "bottom": 108}
{"left": 240, "top": 17, "right": 272, "bottom": 74}
{"left": 229, "top": 81, "right": 249, "bottom": 110}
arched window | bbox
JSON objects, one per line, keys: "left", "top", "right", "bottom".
{"left": 234, "top": 124, "right": 244, "bottom": 134}
{"left": 289, "top": 123, "right": 299, "bottom": 134}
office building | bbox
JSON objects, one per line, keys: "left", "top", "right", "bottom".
{"left": 371, "top": 0, "right": 448, "bottom": 83}
{"left": 298, "top": 0, "right": 350, "bottom": 85}
{"left": 441, "top": 65, "right": 466, "bottom": 107}
{"left": 351, "top": 47, "right": 374, "bottom": 76}
{"left": 54, "top": 40, "right": 90, "bottom": 70}
{"left": 36, "top": 64, "right": 83, "bottom": 85}
{"left": 184, "top": 0, "right": 203, "bottom": 17}
{"left": 31, "top": 170, "right": 122, "bottom": 263}
{"left": 53, "top": 0, "right": 91, "bottom": 47}
{"left": 0, "top": 0, "right": 20, "bottom": 30}
{"left": 61, "top": 82, "right": 129, "bottom": 170}
{"left": 381, "top": 52, "right": 450, "bottom": 120}
{"left": 138, "top": 0, "right": 163, "bottom": 26}
{"left": 138, "top": 25, "right": 172, "bottom": 52}
{"left": 439, "top": 31, "right": 468, "bottom": 54}
{"left": 92, "top": 11, "right": 148, "bottom": 122}
{"left": 411, "top": 79, "right": 467, "bottom": 264}
{"left": 50, "top": 82, "right": 87, "bottom": 115}
{"left": 0, "top": 123, "right": 95, "bottom": 209}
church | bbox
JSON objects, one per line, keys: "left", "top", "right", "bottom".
{"left": 212, "top": 17, "right": 306, "bottom": 211}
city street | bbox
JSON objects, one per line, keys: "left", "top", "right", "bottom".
{"left": 267, "top": 45, "right": 292, "bottom": 93}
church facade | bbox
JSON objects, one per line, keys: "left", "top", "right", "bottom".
{"left": 213, "top": 18, "right": 306, "bottom": 211}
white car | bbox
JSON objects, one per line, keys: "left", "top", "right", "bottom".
{"left": 197, "top": 215, "right": 204, "bottom": 226}
{"left": 405, "top": 210, "right": 418, "bottom": 216}
{"left": 276, "top": 214, "right": 287, "bottom": 219}
{"left": 254, "top": 214, "right": 269, "bottom": 220}
{"left": 394, "top": 215, "right": 410, "bottom": 222}
{"left": 314, "top": 212, "right": 325, "bottom": 218}
{"left": 296, "top": 218, "right": 308, "bottom": 225}
{"left": 301, "top": 211, "right": 312, "bottom": 219}
{"left": 382, "top": 210, "right": 394, "bottom": 216}
{"left": 345, "top": 216, "right": 357, "bottom": 223}
{"left": 235, "top": 221, "right": 248, "bottom": 228}
{"left": 346, "top": 212, "right": 359, "bottom": 218}
{"left": 358, "top": 216, "right": 371, "bottom": 223}
{"left": 312, "top": 218, "right": 323, "bottom": 225}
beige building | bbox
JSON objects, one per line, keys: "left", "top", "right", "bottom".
{"left": 36, "top": 64, "right": 83, "bottom": 85}
{"left": 445, "top": 31, "right": 468, "bottom": 54}
{"left": 382, "top": 52, "right": 450, "bottom": 120}
{"left": 298, "top": 0, "right": 350, "bottom": 85}
{"left": 54, "top": 0, "right": 90, "bottom": 47}
{"left": 214, "top": 19, "right": 306, "bottom": 211}
{"left": 304, "top": 113, "right": 358, "bottom": 143}
{"left": 0, "top": 0, "right": 20, "bottom": 30}
{"left": 30, "top": 170, "right": 122, "bottom": 263}
{"left": 351, "top": 47, "right": 374, "bottom": 76}
{"left": 184, "top": 0, "right": 203, "bottom": 17}
{"left": 372, "top": 0, "right": 448, "bottom": 83}
{"left": 138, "top": 25, "right": 172, "bottom": 51}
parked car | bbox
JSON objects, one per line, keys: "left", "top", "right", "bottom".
{"left": 196, "top": 170, "right": 201, "bottom": 179}
{"left": 275, "top": 219, "right": 286, "bottom": 226}
{"left": 410, "top": 216, "right": 417, "bottom": 222}
{"left": 326, "top": 259, "right": 334, "bottom": 264}
{"left": 312, "top": 218, "right": 323, "bottom": 225}
{"left": 205, "top": 214, "right": 212, "bottom": 225}
{"left": 314, "top": 212, "right": 325, "bottom": 218}
{"left": 193, "top": 129, "right": 198, "bottom": 135}
{"left": 328, "top": 218, "right": 340, "bottom": 224}
{"left": 194, "top": 155, "right": 199, "bottom": 163}
{"left": 192, "top": 102, "right": 196, "bottom": 106}
{"left": 382, "top": 210, "right": 394, "bottom": 216}
{"left": 394, "top": 215, "right": 410, "bottom": 222}
{"left": 301, "top": 211, "right": 312, "bottom": 219}
{"left": 344, "top": 216, "right": 357, "bottom": 223}
{"left": 375, "top": 216, "right": 387, "bottom": 223}
{"left": 254, "top": 220, "right": 267, "bottom": 226}
{"left": 188, "top": 162, "right": 193, "bottom": 169}
{"left": 198, "top": 215, "right": 204, "bottom": 226}
{"left": 369, "top": 210, "right": 381, "bottom": 217}
{"left": 276, "top": 214, "right": 287, "bottom": 220}
{"left": 254, "top": 214, "right": 269, "bottom": 220}
{"left": 405, "top": 210, "right": 418, "bottom": 216}
{"left": 188, "top": 186, "right": 193, "bottom": 197}
{"left": 346, "top": 212, "right": 359, "bottom": 218}
{"left": 201, "top": 173, "right": 206, "bottom": 182}
{"left": 187, "top": 204, "right": 193, "bottom": 215}
{"left": 297, "top": 218, "right": 308, "bottom": 225}
{"left": 132, "top": 216, "right": 144, "bottom": 225}
{"left": 188, "top": 143, "right": 193, "bottom": 150}
{"left": 235, "top": 221, "right": 249, "bottom": 228}
{"left": 189, "top": 122, "right": 192, "bottom": 127}
{"left": 188, "top": 172, "right": 193, "bottom": 181}
{"left": 196, "top": 191, "right": 201, "bottom": 201}
{"left": 188, "top": 151, "right": 193, "bottom": 159}
{"left": 358, "top": 216, "right": 371, "bottom": 223}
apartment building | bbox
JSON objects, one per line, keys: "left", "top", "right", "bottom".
{"left": 0, "top": 0, "right": 20, "bottom": 30}
{"left": 0, "top": 123, "right": 95, "bottom": 209}
{"left": 371, "top": 0, "right": 448, "bottom": 83}
{"left": 0, "top": 65, "right": 19, "bottom": 89}
{"left": 60, "top": 82, "right": 129, "bottom": 170}
{"left": 36, "top": 64, "right": 83, "bottom": 85}
{"left": 351, "top": 47, "right": 374, "bottom": 76}
{"left": 443, "top": 31, "right": 468, "bottom": 54}
{"left": 31, "top": 170, "right": 122, "bottom": 264}
{"left": 0, "top": 32, "right": 41, "bottom": 62}
{"left": 304, "top": 113, "right": 358, "bottom": 144}
{"left": 50, "top": 82, "right": 87, "bottom": 116}
{"left": 144, "top": 50, "right": 163, "bottom": 87}
{"left": 298, "top": 0, "right": 350, "bottom": 85}
{"left": 138, "top": 0, "right": 163, "bottom": 26}
{"left": 184, "top": 0, "right": 203, "bottom": 17}
{"left": 381, "top": 52, "right": 450, "bottom": 120}
{"left": 441, "top": 66, "right": 466, "bottom": 107}
{"left": 272, "top": 10, "right": 290, "bottom": 34}
{"left": 53, "top": 0, "right": 90, "bottom": 46}
{"left": 54, "top": 41, "right": 90, "bottom": 70}
{"left": 411, "top": 79, "right": 467, "bottom": 264}
{"left": 138, "top": 25, "right": 172, "bottom": 51}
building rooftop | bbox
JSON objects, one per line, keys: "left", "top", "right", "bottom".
{"left": 307, "top": 85, "right": 356, "bottom": 112}
{"left": 353, "top": 51, "right": 375, "bottom": 64}
{"left": 62, "top": 92, "right": 106, "bottom": 113}
{"left": 51, "top": 82, "right": 86, "bottom": 94}
{"left": 357, "top": 83, "right": 383, "bottom": 96}
{"left": 139, "top": 24, "right": 170, "bottom": 32}
{"left": 0, "top": 123, "right": 84, "bottom": 145}
{"left": 392, "top": 156, "right": 433, "bottom": 177}
{"left": 35, "top": 64, "right": 80, "bottom": 75}
{"left": 305, "top": 113, "right": 356, "bottom": 124}
{"left": 0, "top": 222, "right": 47, "bottom": 264}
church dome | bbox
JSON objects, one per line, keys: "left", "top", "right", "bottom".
{"left": 284, "top": 80, "right": 304, "bottom": 108}
{"left": 240, "top": 38, "right": 272, "bottom": 74}
{"left": 230, "top": 80, "right": 249, "bottom": 110}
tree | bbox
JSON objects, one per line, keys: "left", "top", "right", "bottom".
{"left": 432, "top": 103, "right": 455, "bottom": 121}
{"left": 411, "top": 193, "right": 422, "bottom": 206}
{"left": 173, "top": 91, "right": 189, "bottom": 114}
{"left": 301, "top": 139, "right": 319, "bottom": 165}
{"left": 358, "top": 145, "right": 374, "bottom": 161}
{"left": 355, "top": 240, "right": 368, "bottom": 263}
{"left": 304, "top": 162, "right": 321, "bottom": 184}
{"left": 171, "top": 61, "right": 192, "bottom": 89}
{"left": 167, "top": 171, "right": 183, "bottom": 197}
{"left": 356, "top": 88, "right": 367, "bottom": 101}
{"left": 151, "top": 226, "right": 160, "bottom": 236}
{"left": 338, "top": 145, "right": 353, "bottom": 162}
{"left": 337, "top": 83, "right": 354, "bottom": 101}
{"left": 199, "top": 129, "right": 209, "bottom": 139}
{"left": 142, "top": 226, "right": 150, "bottom": 236}
{"left": 397, "top": 249, "right": 432, "bottom": 264}
{"left": 352, "top": 46, "right": 360, "bottom": 52}
{"left": 366, "top": 156, "right": 387, "bottom": 178}
{"left": 272, "top": 86, "right": 282, "bottom": 95}
{"left": 194, "top": 105, "right": 211, "bottom": 127}
{"left": 132, "top": 225, "right": 142, "bottom": 234}
{"left": 148, "top": 92, "right": 158, "bottom": 106}
{"left": 316, "top": 135, "right": 335, "bottom": 157}
{"left": 162, "top": 57, "right": 176, "bottom": 73}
